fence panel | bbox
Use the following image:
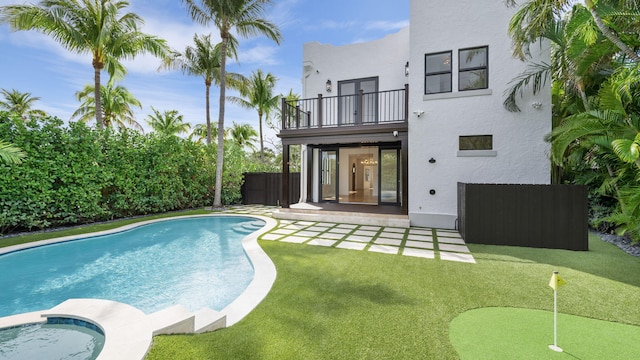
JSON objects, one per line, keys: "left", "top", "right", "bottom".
{"left": 457, "top": 183, "right": 588, "bottom": 251}
{"left": 242, "top": 173, "right": 300, "bottom": 206}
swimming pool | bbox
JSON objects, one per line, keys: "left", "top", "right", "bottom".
{"left": 0, "top": 318, "right": 105, "bottom": 360}
{"left": 0, "top": 216, "right": 264, "bottom": 318}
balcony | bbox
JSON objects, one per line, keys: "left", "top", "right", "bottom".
{"left": 280, "top": 85, "right": 408, "bottom": 133}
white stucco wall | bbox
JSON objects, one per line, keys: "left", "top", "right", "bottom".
{"left": 302, "top": 27, "right": 410, "bottom": 98}
{"left": 407, "top": 0, "right": 551, "bottom": 228}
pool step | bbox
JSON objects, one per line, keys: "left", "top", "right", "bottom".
{"left": 232, "top": 221, "right": 265, "bottom": 234}
{"left": 194, "top": 308, "right": 226, "bottom": 333}
{"left": 148, "top": 305, "right": 227, "bottom": 335}
{"left": 148, "top": 305, "right": 195, "bottom": 335}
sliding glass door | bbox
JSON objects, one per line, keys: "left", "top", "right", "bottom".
{"left": 379, "top": 148, "right": 399, "bottom": 204}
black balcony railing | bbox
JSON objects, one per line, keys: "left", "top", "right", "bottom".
{"left": 281, "top": 84, "right": 408, "bottom": 130}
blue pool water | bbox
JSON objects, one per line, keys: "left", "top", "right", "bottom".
{"left": 0, "top": 319, "right": 105, "bottom": 360}
{"left": 0, "top": 216, "right": 264, "bottom": 318}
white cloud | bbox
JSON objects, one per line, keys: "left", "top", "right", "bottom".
{"left": 310, "top": 20, "right": 359, "bottom": 31}
{"left": 237, "top": 44, "right": 280, "bottom": 66}
{"left": 365, "top": 20, "right": 410, "bottom": 32}
{"left": 270, "top": 0, "right": 303, "bottom": 30}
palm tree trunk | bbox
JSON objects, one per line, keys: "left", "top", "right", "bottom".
{"left": 578, "top": 81, "right": 590, "bottom": 111}
{"left": 205, "top": 82, "right": 212, "bottom": 145}
{"left": 93, "top": 62, "right": 103, "bottom": 129}
{"left": 259, "top": 112, "right": 264, "bottom": 162}
{"left": 213, "top": 34, "right": 228, "bottom": 208}
{"left": 585, "top": 0, "right": 640, "bottom": 62}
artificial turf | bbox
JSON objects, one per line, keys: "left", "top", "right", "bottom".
{"left": 449, "top": 307, "right": 640, "bottom": 359}
{"left": 146, "top": 232, "right": 640, "bottom": 359}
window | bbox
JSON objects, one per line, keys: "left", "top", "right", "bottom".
{"left": 424, "top": 51, "right": 452, "bottom": 94}
{"left": 459, "top": 135, "right": 492, "bottom": 150}
{"left": 459, "top": 46, "right": 488, "bottom": 91}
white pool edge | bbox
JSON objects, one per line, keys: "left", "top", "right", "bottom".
{"left": 0, "top": 214, "right": 279, "bottom": 360}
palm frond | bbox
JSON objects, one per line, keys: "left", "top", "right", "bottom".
{"left": 503, "top": 61, "right": 551, "bottom": 112}
{"left": 0, "top": 140, "right": 26, "bottom": 164}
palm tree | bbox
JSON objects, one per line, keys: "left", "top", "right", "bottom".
{"left": 505, "top": 0, "right": 640, "bottom": 62}
{"left": 229, "top": 122, "right": 258, "bottom": 150}
{"left": 160, "top": 33, "right": 244, "bottom": 145}
{"left": 181, "top": 0, "right": 282, "bottom": 207}
{"left": 0, "top": 89, "right": 46, "bottom": 120}
{"left": 72, "top": 81, "right": 143, "bottom": 131}
{"left": 189, "top": 122, "right": 225, "bottom": 144}
{"left": 277, "top": 89, "right": 300, "bottom": 128}
{"left": 503, "top": 9, "right": 615, "bottom": 112}
{"left": 0, "top": 140, "right": 26, "bottom": 164}
{"left": 0, "top": 0, "right": 169, "bottom": 129}
{"left": 147, "top": 107, "right": 191, "bottom": 137}
{"left": 228, "top": 69, "right": 278, "bottom": 161}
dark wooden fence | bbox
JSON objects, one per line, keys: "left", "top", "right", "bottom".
{"left": 457, "top": 183, "right": 588, "bottom": 251}
{"left": 241, "top": 172, "right": 300, "bottom": 206}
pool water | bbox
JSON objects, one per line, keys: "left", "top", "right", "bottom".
{"left": 0, "top": 216, "right": 264, "bottom": 318}
{"left": 0, "top": 321, "right": 104, "bottom": 360}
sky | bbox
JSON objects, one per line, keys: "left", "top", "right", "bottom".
{"left": 0, "top": 0, "right": 409, "bottom": 145}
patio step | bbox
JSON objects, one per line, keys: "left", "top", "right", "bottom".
{"left": 148, "top": 305, "right": 194, "bottom": 335}
{"left": 194, "top": 307, "right": 226, "bottom": 333}
{"left": 273, "top": 208, "right": 410, "bottom": 228}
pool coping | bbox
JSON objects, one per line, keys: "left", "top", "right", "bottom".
{"left": 0, "top": 214, "right": 278, "bottom": 360}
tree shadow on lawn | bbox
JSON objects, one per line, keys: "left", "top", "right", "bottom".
{"left": 147, "top": 241, "right": 425, "bottom": 359}
{"left": 468, "top": 233, "right": 640, "bottom": 287}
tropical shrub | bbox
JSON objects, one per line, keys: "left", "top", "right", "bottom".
{"left": 0, "top": 112, "right": 218, "bottom": 235}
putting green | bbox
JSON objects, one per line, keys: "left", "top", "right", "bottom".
{"left": 449, "top": 307, "right": 640, "bottom": 359}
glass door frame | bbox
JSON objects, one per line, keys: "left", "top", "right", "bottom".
{"left": 319, "top": 148, "right": 339, "bottom": 203}
{"left": 337, "top": 77, "right": 379, "bottom": 126}
{"left": 378, "top": 146, "right": 401, "bottom": 205}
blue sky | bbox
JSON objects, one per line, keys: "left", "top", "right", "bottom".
{"left": 0, "top": 0, "right": 409, "bottom": 143}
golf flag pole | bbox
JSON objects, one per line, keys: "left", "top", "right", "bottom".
{"left": 548, "top": 271, "right": 566, "bottom": 352}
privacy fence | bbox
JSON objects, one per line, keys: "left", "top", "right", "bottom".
{"left": 241, "top": 173, "right": 300, "bottom": 206}
{"left": 457, "top": 183, "right": 588, "bottom": 251}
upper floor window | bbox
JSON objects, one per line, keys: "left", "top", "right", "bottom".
{"left": 459, "top": 46, "right": 488, "bottom": 91}
{"left": 424, "top": 51, "right": 452, "bottom": 94}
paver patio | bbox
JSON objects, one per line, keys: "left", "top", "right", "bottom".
{"left": 222, "top": 205, "right": 475, "bottom": 264}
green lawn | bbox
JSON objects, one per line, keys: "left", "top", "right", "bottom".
{"left": 146, "top": 232, "right": 640, "bottom": 359}
{"left": 3, "top": 215, "right": 639, "bottom": 359}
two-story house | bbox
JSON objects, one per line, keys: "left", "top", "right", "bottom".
{"left": 276, "top": 0, "right": 550, "bottom": 229}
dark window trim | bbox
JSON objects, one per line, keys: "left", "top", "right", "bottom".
{"left": 424, "top": 50, "right": 452, "bottom": 95}
{"left": 337, "top": 76, "right": 380, "bottom": 95}
{"left": 459, "top": 134, "right": 493, "bottom": 151}
{"left": 458, "top": 46, "right": 488, "bottom": 91}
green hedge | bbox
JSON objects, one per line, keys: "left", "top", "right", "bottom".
{"left": 0, "top": 112, "right": 244, "bottom": 235}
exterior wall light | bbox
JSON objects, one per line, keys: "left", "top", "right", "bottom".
{"left": 429, "top": 158, "right": 436, "bottom": 164}
{"left": 405, "top": 61, "right": 409, "bottom": 77}
{"left": 326, "top": 79, "right": 332, "bottom": 93}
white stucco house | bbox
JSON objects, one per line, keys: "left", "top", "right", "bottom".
{"left": 276, "top": 0, "right": 550, "bottom": 229}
